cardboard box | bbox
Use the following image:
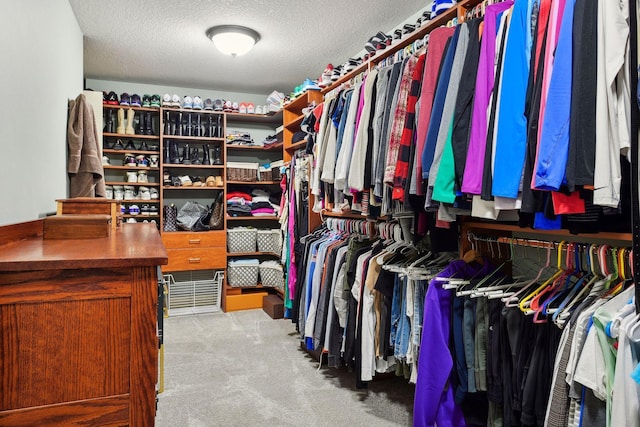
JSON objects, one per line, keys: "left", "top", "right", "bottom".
{"left": 263, "top": 294, "right": 284, "bottom": 319}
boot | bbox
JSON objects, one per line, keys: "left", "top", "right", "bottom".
{"left": 182, "top": 144, "right": 191, "bottom": 165}
{"left": 213, "top": 145, "right": 222, "bottom": 165}
{"left": 186, "top": 113, "right": 193, "bottom": 137}
{"left": 209, "top": 192, "right": 224, "bottom": 230}
{"left": 125, "top": 108, "right": 135, "bottom": 135}
{"left": 207, "top": 116, "right": 214, "bottom": 137}
{"left": 164, "top": 144, "right": 171, "bottom": 164}
{"left": 171, "top": 141, "right": 181, "bottom": 164}
{"left": 105, "top": 110, "right": 115, "bottom": 133}
{"left": 202, "top": 144, "right": 211, "bottom": 165}
{"left": 137, "top": 112, "right": 145, "bottom": 134}
{"left": 215, "top": 115, "right": 222, "bottom": 138}
{"left": 164, "top": 111, "right": 171, "bottom": 135}
{"left": 191, "top": 146, "right": 201, "bottom": 165}
{"left": 176, "top": 113, "right": 183, "bottom": 136}
{"left": 145, "top": 112, "right": 153, "bottom": 135}
{"left": 116, "top": 108, "right": 125, "bottom": 134}
{"left": 195, "top": 114, "right": 202, "bottom": 137}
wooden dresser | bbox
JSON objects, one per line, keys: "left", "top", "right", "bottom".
{"left": 0, "top": 220, "right": 167, "bottom": 426}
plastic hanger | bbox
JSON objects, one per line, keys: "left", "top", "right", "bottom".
{"left": 518, "top": 241, "right": 566, "bottom": 314}
{"left": 503, "top": 241, "right": 555, "bottom": 307}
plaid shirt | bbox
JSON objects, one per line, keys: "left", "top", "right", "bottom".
{"left": 393, "top": 53, "right": 426, "bottom": 201}
{"left": 383, "top": 54, "right": 419, "bottom": 184}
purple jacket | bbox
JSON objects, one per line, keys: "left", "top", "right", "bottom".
{"left": 414, "top": 259, "right": 493, "bottom": 427}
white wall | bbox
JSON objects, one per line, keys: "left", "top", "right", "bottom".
{"left": 0, "top": 0, "right": 83, "bottom": 226}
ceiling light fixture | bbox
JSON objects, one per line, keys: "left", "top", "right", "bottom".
{"left": 206, "top": 25, "right": 260, "bottom": 57}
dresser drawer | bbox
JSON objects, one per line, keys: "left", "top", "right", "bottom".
{"left": 162, "top": 231, "right": 226, "bottom": 249}
{"left": 163, "top": 247, "right": 226, "bottom": 272}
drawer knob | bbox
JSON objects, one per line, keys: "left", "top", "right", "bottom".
{"left": 188, "top": 239, "right": 201, "bottom": 245}
{"left": 189, "top": 258, "right": 201, "bottom": 263}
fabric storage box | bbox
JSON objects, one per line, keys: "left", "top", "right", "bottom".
{"left": 227, "top": 227, "right": 257, "bottom": 253}
{"left": 257, "top": 229, "right": 282, "bottom": 253}
{"left": 259, "top": 261, "right": 284, "bottom": 290}
{"left": 227, "top": 259, "right": 259, "bottom": 287}
{"left": 227, "top": 161, "right": 259, "bottom": 182}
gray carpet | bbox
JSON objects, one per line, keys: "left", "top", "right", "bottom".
{"left": 155, "top": 309, "right": 414, "bottom": 426}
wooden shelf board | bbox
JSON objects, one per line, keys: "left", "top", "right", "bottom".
{"left": 284, "top": 115, "right": 304, "bottom": 129}
{"left": 227, "top": 252, "right": 281, "bottom": 257}
{"left": 164, "top": 135, "right": 224, "bottom": 141}
{"left": 103, "top": 132, "right": 159, "bottom": 140}
{"left": 226, "top": 216, "right": 280, "bottom": 221}
{"left": 122, "top": 214, "right": 160, "bottom": 218}
{"left": 117, "top": 199, "right": 160, "bottom": 203}
{"left": 226, "top": 110, "right": 283, "bottom": 124}
{"left": 226, "top": 180, "right": 279, "bottom": 185}
{"left": 103, "top": 104, "right": 160, "bottom": 112}
{"left": 103, "top": 149, "right": 161, "bottom": 155}
{"left": 462, "top": 221, "right": 632, "bottom": 243}
{"left": 103, "top": 165, "right": 159, "bottom": 171}
{"left": 105, "top": 182, "right": 160, "bottom": 187}
{"left": 161, "top": 164, "right": 224, "bottom": 169}
{"left": 226, "top": 142, "right": 283, "bottom": 151}
{"left": 162, "top": 186, "right": 222, "bottom": 190}
{"left": 284, "top": 140, "right": 307, "bottom": 152}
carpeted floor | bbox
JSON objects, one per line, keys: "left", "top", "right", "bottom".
{"left": 155, "top": 309, "right": 414, "bottom": 426}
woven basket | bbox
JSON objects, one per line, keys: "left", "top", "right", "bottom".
{"left": 270, "top": 160, "right": 284, "bottom": 182}
{"left": 257, "top": 229, "right": 282, "bottom": 254}
{"left": 227, "top": 263, "right": 259, "bottom": 287}
{"left": 258, "top": 166, "right": 272, "bottom": 182}
{"left": 259, "top": 262, "right": 284, "bottom": 289}
{"left": 227, "top": 162, "right": 258, "bottom": 182}
{"left": 227, "top": 227, "right": 257, "bottom": 253}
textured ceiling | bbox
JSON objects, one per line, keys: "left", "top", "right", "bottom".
{"left": 68, "top": 0, "right": 429, "bottom": 96}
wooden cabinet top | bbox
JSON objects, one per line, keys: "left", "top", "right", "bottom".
{"left": 0, "top": 221, "right": 168, "bottom": 272}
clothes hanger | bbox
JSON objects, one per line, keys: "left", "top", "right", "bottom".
{"left": 518, "top": 241, "right": 566, "bottom": 314}
{"left": 502, "top": 240, "right": 554, "bottom": 307}
{"left": 530, "top": 242, "right": 575, "bottom": 321}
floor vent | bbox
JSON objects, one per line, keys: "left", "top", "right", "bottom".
{"left": 163, "top": 270, "right": 223, "bottom": 316}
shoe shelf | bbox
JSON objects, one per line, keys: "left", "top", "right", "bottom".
{"left": 103, "top": 149, "right": 161, "bottom": 155}
{"left": 226, "top": 143, "right": 283, "bottom": 151}
{"left": 103, "top": 165, "right": 159, "bottom": 171}
{"left": 161, "top": 107, "right": 223, "bottom": 115}
{"left": 122, "top": 214, "right": 160, "bottom": 218}
{"left": 105, "top": 181, "right": 160, "bottom": 187}
{"left": 164, "top": 135, "right": 224, "bottom": 142}
{"left": 162, "top": 164, "right": 224, "bottom": 169}
{"left": 162, "top": 186, "right": 223, "bottom": 190}
{"left": 103, "top": 105, "right": 160, "bottom": 113}
{"left": 118, "top": 199, "right": 160, "bottom": 203}
{"left": 226, "top": 180, "right": 279, "bottom": 185}
{"left": 284, "top": 115, "right": 304, "bottom": 130}
{"left": 225, "top": 110, "right": 283, "bottom": 125}
{"left": 103, "top": 132, "right": 159, "bottom": 140}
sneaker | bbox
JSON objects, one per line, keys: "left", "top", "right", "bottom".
{"left": 137, "top": 171, "right": 148, "bottom": 183}
{"left": 129, "top": 204, "right": 141, "bottom": 216}
{"left": 120, "top": 93, "right": 130, "bottom": 106}
{"left": 113, "top": 185, "right": 124, "bottom": 200}
{"left": 126, "top": 218, "right": 137, "bottom": 224}
{"left": 179, "top": 175, "right": 192, "bottom": 186}
{"left": 150, "top": 188, "right": 159, "bottom": 199}
{"left": 255, "top": 105, "right": 264, "bottom": 115}
{"left": 301, "top": 78, "right": 320, "bottom": 91}
{"left": 150, "top": 94, "right": 161, "bottom": 108}
{"left": 203, "top": 98, "right": 214, "bottom": 110}
{"left": 183, "top": 96, "right": 193, "bottom": 109}
{"left": 102, "top": 155, "right": 111, "bottom": 165}
{"left": 171, "top": 94, "right": 181, "bottom": 108}
{"left": 223, "top": 100, "right": 233, "bottom": 112}
{"left": 124, "top": 185, "right": 136, "bottom": 200}
{"left": 126, "top": 171, "right": 138, "bottom": 183}
{"left": 105, "top": 185, "right": 113, "bottom": 199}
{"left": 214, "top": 99, "right": 224, "bottom": 111}
{"left": 130, "top": 94, "right": 141, "bottom": 107}
{"left": 106, "top": 91, "right": 119, "bottom": 105}
{"left": 142, "top": 94, "right": 151, "bottom": 108}
{"left": 150, "top": 205, "right": 159, "bottom": 216}
{"left": 124, "top": 153, "right": 137, "bottom": 167}
{"left": 171, "top": 176, "right": 181, "bottom": 187}
{"left": 247, "top": 103, "right": 255, "bottom": 114}
{"left": 319, "top": 64, "right": 333, "bottom": 87}
{"left": 136, "top": 155, "right": 149, "bottom": 167}
{"left": 239, "top": 103, "right": 247, "bottom": 114}
{"left": 121, "top": 204, "right": 128, "bottom": 215}
{"left": 124, "top": 140, "right": 136, "bottom": 150}
{"left": 141, "top": 204, "right": 151, "bottom": 216}
{"left": 193, "top": 96, "right": 203, "bottom": 110}
{"left": 232, "top": 102, "right": 239, "bottom": 112}
{"left": 149, "top": 154, "right": 159, "bottom": 167}
{"left": 139, "top": 186, "right": 151, "bottom": 200}
{"left": 162, "top": 94, "right": 172, "bottom": 107}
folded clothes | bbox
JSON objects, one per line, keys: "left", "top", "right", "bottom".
{"left": 228, "top": 258, "right": 259, "bottom": 266}
{"left": 251, "top": 196, "right": 271, "bottom": 203}
{"left": 227, "top": 205, "right": 252, "bottom": 216}
{"left": 228, "top": 197, "right": 252, "bottom": 205}
{"left": 251, "top": 189, "right": 270, "bottom": 198}
{"left": 251, "top": 201, "right": 274, "bottom": 210}
{"left": 251, "top": 208, "right": 276, "bottom": 216}
{"left": 226, "top": 191, "right": 251, "bottom": 201}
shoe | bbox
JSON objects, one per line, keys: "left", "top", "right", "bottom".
{"left": 150, "top": 188, "right": 159, "bottom": 199}
{"left": 202, "top": 144, "right": 211, "bottom": 165}
{"left": 125, "top": 139, "right": 136, "bottom": 150}
{"left": 106, "top": 91, "right": 119, "bottom": 105}
{"left": 116, "top": 108, "right": 126, "bottom": 134}
{"left": 213, "top": 99, "right": 224, "bottom": 111}
{"left": 103, "top": 91, "right": 108, "bottom": 104}
{"left": 319, "top": 64, "right": 333, "bottom": 87}
{"left": 239, "top": 103, "right": 247, "bottom": 114}
{"left": 150, "top": 144, "right": 159, "bottom": 152}
{"left": 170, "top": 141, "right": 180, "bottom": 164}
{"left": 139, "top": 186, "right": 151, "bottom": 200}
{"left": 182, "top": 145, "right": 191, "bottom": 165}
{"left": 403, "top": 24, "right": 416, "bottom": 35}
{"left": 105, "top": 185, "right": 113, "bottom": 199}
{"left": 171, "top": 94, "right": 181, "bottom": 108}
{"left": 136, "top": 155, "right": 149, "bottom": 167}
{"left": 203, "top": 98, "right": 214, "bottom": 110}
{"left": 130, "top": 94, "right": 141, "bottom": 107}
{"left": 205, "top": 176, "right": 216, "bottom": 187}
{"left": 393, "top": 29, "right": 403, "bottom": 40}
{"left": 111, "top": 139, "right": 125, "bottom": 150}
{"left": 162, "top": 94, "right": 172, "bottom": 107}
{"left": 190, "top": 146, "right": 201, "bottom": 165}
{"left": 247, "top": 103, "right": 255, "bottom": 114}
{"left": 137, "top": 112, "right": 146, "bottom": 134}
{"left": 120, "top": 93, "right": 130, "bottom": 106}
{"left": 193, "top": 96, "right": 203, "bottom": 110}
{"left": 183, "top": 96, "right": 193, "bottom": 109}
{"left": 129, "top": 204, "right": 140, "bottom": 216}
{"left": 301, "top": 78, "right": 320, "bottom": 91}
{"left": 102, "top": 155, "right": 110, "bottom": 165}
{"left": 179, "top": 175, "right": 192, "bottom": 186}
{"left": 223, "top": 100, "right": 233, "bottom": 112}
{"left": 141, "top": 204, "right": 150, "bottom": 216}
{"left": 163, "top": 171, "right": 171, "bottom": 185}
{"left": 149, "top": 154, "right": 159, "bottom": 167}
{"left": 163, "top": 145, "right": 171, "bottom": 164}
{"left": 124, "top": 185, "right": 136, "bottom": 200}
{"left": 137, "top": 170, "right": 148, "bottom": 183}
{"left": 140, "top": 141, "right": 149, "bottom": 151}
{"left": 232, "top": 102, "right": 239, "bottom": 112}
{"left": 171, "top": 176, "right": 181, "bottom": 187}
{"left": 150, "top": 205, "right": 159, "bottom": 216}
{"left": 124, "top": 153, "right": 137, "bottom": 167}
{"left": 104, "top": 109, "right": 115, "bottom": 133}
{"left": 192, "top": 176, "right": 204, "bottom": 187}
{"left": 255, "top": 105, "right": 263, "bottom": 115}
{"left": 144, "top": 112, "right": 154, "bottom": 135}
{"left": 125, "top": 109, "right": 136, "bottom": 135}
{"left": 212, "top": 145, "right": 222, "bottom": 165}
{"left": 215, "top": 175, "right": 223, "bottom": 187}
{"left": 113, "top": 185, "right": 124, "bottom": 200}
{"left": 142, "top": 94, "right": 151, "bottom": 108}
{"left": 209, "top": 192, "right": 224, "bottom": 230}
{"left": 150, "top": 94, "right": 161, "bottom": 108}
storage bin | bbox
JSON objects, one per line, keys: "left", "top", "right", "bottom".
{"left": 270, "top": 160, "right": 284, "bottom": 182}
{"left": 227, "top": 259, "right": 259, "bottom": 287}
{"left": 258, "top": 165, "right": 272, "bottom": 181}
{"left": 256, "top": 229, "right": 282, "bottom": 254}
{"left": 227, "top": 161, "right": 259, "bottom": 182}
{"left": 259, "top": 261, "right": 284, "bottom": 290}
{"left": 227, "top": 227, "right": 257, "bottom": 253}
